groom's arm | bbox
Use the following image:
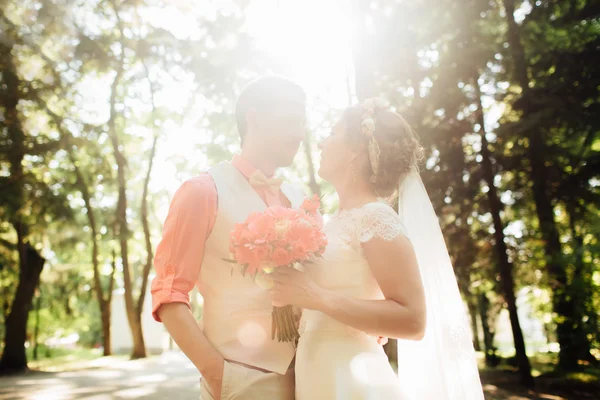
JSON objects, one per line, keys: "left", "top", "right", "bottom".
{"left": 151, "top": 176, "right": 224, "bottom": 384}
{"left": 158, "top": 303, "right": 223, "bottom": 378}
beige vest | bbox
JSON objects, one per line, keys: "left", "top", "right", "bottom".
{"left": 199, "top": 162, "right": 305, "bottom": 375}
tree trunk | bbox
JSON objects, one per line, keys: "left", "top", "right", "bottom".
{"left": 137, "top": 65, "right": 159, "bottom": 324}
{"left": 0, "top": 35, "right": 45, "bottom": 374}
{"left": 104, "top": 251, "right": 117, "bottom": 356}
{"left": 137, "top": 132, "right": 156, "bottom": 319}
{"left": 100, "top": 307, "right": 111, "bottom": 356}
{"left": 473, "top": 75, "right": 533, "bottom": 385}
{"left": 529, "top": 138, "right": 577, "bottom": 369}
{"left": 502, "top": 0, "right": 591, "bottom": 370}
{"left": 33, "top": 293, "right": 41, "bottom": 361}
{"left": 0, "top": 244, "right": 45, "bottom": 373}
{"left": 65, "top": 132, "right": 114, "bottom": 356}
{"left": 106, "top": 3, "right": 148, "bottom": 358}
{"left": 467, "top": 299, "right": 482, "bottom": 352}
{"left": 129, "top": 65, "right": 162, "bottom": 359}
{"left": 478, "top": 293, "right": 499, "bottom": 367}
{"left": 130, "top": 315, "right": 146, "bottom": 358}
{"left": 566, "top": 201, "right": 597, "bottom": 365}
{"left": 107, "top": 55, "right": 146, "bottom": 358}
{"left": 0, "top": 286, "right": 7, "bottom": 327}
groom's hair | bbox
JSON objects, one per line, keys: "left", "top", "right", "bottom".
{"left": 235, "top": 75, "right": 306, "bottom": 142}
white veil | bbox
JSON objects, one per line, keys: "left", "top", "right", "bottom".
{"left": 395, "top": 170, "right": 484, "bottom": 399}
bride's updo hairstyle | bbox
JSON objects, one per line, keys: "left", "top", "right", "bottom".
{"left": 342, "top": 98, "right": 423, "bottom": 198}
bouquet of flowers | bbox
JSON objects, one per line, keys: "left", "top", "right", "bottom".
{"left": 226, "top": 194, "right": 327, "bottom": 342}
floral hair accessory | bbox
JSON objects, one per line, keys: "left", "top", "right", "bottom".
{"left": 361, "top": 117, "right": 375, "bottom": 137}
{"left": 360, "top": 97, "right": 388, "bottom": 182}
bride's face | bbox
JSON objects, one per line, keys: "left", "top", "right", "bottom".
{"left": 318, "top": 119, "right": 354, "bottom": 183}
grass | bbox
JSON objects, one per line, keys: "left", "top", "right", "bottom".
{"left": 478, "top": 352, "right": 600, "bottom": 399}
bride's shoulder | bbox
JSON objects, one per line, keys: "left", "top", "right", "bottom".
{"left": 325, "top": 201, "right": 406, "bottom": 246}
{"left": 358, "top": 201, "right": 406, "bottom": 242}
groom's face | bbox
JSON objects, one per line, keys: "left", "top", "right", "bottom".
{"left": 251, "top": 100, "right": 306, "bottom": 167}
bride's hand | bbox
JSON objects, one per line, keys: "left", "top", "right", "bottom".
{"left": 270, "top": 267, "right": 325, "bottom": 311}
{"left": 271, "top": 269, "right": 389, "bottom": 345}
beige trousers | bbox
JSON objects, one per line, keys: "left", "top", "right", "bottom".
{"left": 200, "top": 361, "right": 295, "bottom": 400}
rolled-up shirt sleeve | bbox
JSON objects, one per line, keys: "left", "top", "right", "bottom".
{"left": 151, "top": 175, "right": 217, "bottom": 322}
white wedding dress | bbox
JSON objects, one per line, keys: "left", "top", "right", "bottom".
{"left": 295, "top": 202, "right": 409, "bottom": 400}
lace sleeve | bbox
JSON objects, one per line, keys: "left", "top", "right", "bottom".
{"left": 358, "top": 203, "right": 407, "bottom": 243}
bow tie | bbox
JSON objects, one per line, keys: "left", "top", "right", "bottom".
{"left": 248, "top": 170, "right": 283, "bottom": 194}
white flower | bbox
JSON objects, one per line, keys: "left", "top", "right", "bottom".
{"left": 362, "top": 117, "right": 375, "bottom": 132}
{"left": 274, "top": 220, "right": 291, "bottom": 237}
{"left": 363, "top": 98, "right": 375, "bottom": 110}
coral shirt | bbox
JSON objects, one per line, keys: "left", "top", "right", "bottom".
{"left": 151, "top": 155, "right": 290, "bottom": 322}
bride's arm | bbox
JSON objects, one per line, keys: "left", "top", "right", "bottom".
{"left": 271, "top": 234, "right": 426, "bottom": 340}
{"left": 325, "top": 234, "right": 426, "bottom": 339}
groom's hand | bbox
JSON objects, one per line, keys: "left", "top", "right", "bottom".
{"left": 157, "top": 303, "right": 225, "bottom": 398}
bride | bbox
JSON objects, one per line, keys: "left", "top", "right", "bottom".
{"left": 271, "top": 99, "right": 484, "bottom": 399}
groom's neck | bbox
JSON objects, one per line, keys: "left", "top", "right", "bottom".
{"left": 240, "top": 148, "right": 277, "bottom": 176}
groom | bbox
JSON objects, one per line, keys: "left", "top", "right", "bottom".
{"left": 151, "top": 76, "right": 307, "bottom": 400}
